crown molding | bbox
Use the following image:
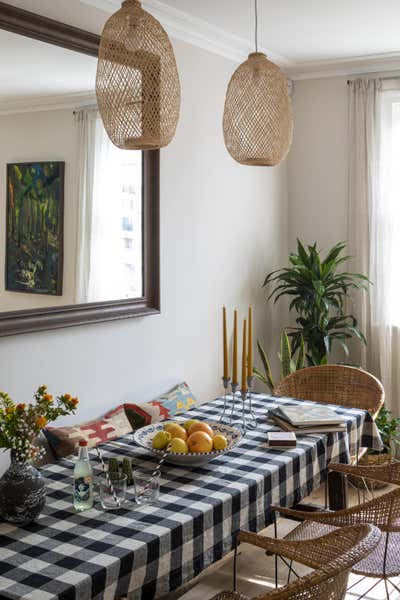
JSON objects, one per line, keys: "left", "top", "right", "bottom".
{"left": 289, "top": 51, "right": 400, "bottom": 81}
{"left": 0, "top": 91, "right": 96, "bottom": 115}
{"left": 80, "top": 0, "right": 291, "bottom": 66}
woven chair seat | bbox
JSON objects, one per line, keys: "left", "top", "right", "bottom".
{"left": 353, "top": 531, "right": 400, "bottom": 578}
{"left": 284, "top": 522, "right": 400, "bottom": 578}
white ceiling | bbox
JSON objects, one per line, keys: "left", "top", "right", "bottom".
{"left": 1, "top": 0, "right": 400, "bottom": 106}
{"left": 83, "top": 0, "right": 400, "bottom": 78}
{"left": 163, "top": 0, "right": 400, "bottom": 64}
{"left": 0, "top": 29, "right": 96, "bottom": 99}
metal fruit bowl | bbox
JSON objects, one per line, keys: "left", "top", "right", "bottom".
{"left": 133, "top": 420, "right": 242, "bottom": 467}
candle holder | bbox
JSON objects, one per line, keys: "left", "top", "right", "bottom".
{"left": 228, "top": 382, "right": 239, "bottom": 424}
{"left": 218, "top": 379, "right": 258, "bottom": 434}
{"left": 219, "top": 377, "right": 231, "bottom": 423}
{"left": 246, "top": 375, "right": 258, "bottom": 429}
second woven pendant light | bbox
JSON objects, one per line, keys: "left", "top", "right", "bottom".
{"left": 223, "top": 0, "right": 293, "bottom": 166}
{"left": 96, "top": 0, "right": 181, "bottom": 151}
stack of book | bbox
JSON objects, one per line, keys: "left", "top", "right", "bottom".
{"left": 269, "top": 405, "right": 347, "bottom": 434}
{"left": 267, "top": 431, "right": 297, "bottom": 449}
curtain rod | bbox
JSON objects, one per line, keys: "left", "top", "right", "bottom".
{"left": 347, "top": 75, "right": 400, "bottom": 84}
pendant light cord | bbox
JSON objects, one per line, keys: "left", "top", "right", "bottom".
{"left": 254, "top": 0, "right": 259, "bottom": 52}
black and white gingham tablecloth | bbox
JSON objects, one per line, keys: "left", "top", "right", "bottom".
{"left": 0, "top": 394, "right": 383, "bottom": 600}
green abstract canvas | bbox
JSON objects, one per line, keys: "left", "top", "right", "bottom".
{"left": 6, "top": 162, "right": 64, "bottom": 296}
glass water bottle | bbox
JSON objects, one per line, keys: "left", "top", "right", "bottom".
{"left": 74, "top": 440, "right": 94, "bottom": 511}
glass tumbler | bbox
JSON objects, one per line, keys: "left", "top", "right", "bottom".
{"left": 99, "top": 473, "right": 127, "bottom": 509}
{"left": 133, "top": 468, "right": 160, "bottom": 505}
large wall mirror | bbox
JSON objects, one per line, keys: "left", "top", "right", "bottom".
{"left": 0, "top": 2, "right": 160, "bottom": 336}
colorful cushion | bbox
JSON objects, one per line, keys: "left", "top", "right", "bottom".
{"left": 149, "top": 382, "right": 197, "bottom": 418}
{"left": 124, "top": 382, "right": 198, "bottom": 430}
{"left": 44, "top": 405, "right": 132, "bottom": 458}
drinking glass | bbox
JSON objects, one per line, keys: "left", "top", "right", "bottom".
{"left": 133, "top": 468, "right": 160, "bottom": 505}
{"left": 99, "top": 473, "right": 127, "bottom": 509}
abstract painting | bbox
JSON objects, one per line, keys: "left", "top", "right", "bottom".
{"left": 6, "top": 161, "right": 64, "bottom": 296}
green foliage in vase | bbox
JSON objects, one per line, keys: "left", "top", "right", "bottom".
{"left": 263, "top": 240, "right": 369, "bottom": 366}
{"left": 253, "top": 331, "right": 305, "bottom": 393}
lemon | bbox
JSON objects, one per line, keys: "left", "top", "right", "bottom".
{"left": 213, "top": 434, "right": 228, "bottom": 451}
{"left": 183, "top": 419, "right": 199, "bottom": 432}
{"left": 170, "top": 437, "right": 189, "bottom": 454}
{"left": 152, "top": 430, "right": 171, "bottom": 450}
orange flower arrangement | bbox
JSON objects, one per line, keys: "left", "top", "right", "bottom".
{"left": 0, "top": 385, "right": 79, "bottom": 461}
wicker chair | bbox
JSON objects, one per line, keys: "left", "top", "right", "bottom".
{"left": 271, "top": 485, "right": 400, "bottom": 599}
{"left": 209, "top": 524, "right": 380, "bottom": 600}
{"left": 328, "top": 459, "right": 400, "bottom": 487}
{"left": 274, "top": 365, "right": 384, "bottom": 418}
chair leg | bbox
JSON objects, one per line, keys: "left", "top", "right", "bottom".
{"left": 233, "top": 536, "right": 238, "bottom": 592}
{"left": 355, "top": 578, "right": 382, "bottom": 600}
{"left": 384, "top": 578, "right": 390, "bottom": 600}
{"left": 388, "top": 578, "right": 400, "bottom": 593}
{"left": 287, "top": 560, "right": 293, "bottom": 585}
{"left": 273, "top": 512, "right": 278, "bottom": 589}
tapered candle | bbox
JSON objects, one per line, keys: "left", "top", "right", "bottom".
{"left": 241, "top": 318, "right": 247, "bottom": 393}
{"left": 232, "top": 310, "right": 238, "bottom": 385}
{"left": 247, "top": 306, "right": 253, "bottom": 379}
{"left": 223, "top": 306, "right": 229, "bottom": 379}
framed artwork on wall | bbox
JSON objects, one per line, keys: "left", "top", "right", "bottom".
{"left": 6, "top": 161, "right": 65, "bottom": 296}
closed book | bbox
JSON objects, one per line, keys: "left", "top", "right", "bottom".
{"left": 269, "top": 412, "right": 347, "bottom": 434}
{"left": 276, "top": 405, "right": 346, "bottom": 427}
{"left": 268, "top": 431, "right": 297, "bottom": 448}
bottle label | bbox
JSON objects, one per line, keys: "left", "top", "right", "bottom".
{"left": 74, "top": 476, "right": 93, "bottom": 502}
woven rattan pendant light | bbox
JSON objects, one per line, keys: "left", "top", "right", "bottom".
{"left": 223, "top": 0, "right": 293, "bottom": 166}
{"left": 96, "top": 0, "right": 181, "bottom": 150}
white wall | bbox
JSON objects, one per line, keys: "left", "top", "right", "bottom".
{"left": 0, "top": 38, "right": 288, "bottom": 473}
{"left": 288, "top": 76, "right": 348, "bottom": 252}
{"left": 0, "top": 109, "right": 78, "bottom": 310}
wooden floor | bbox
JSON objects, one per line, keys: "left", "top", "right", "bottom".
{"left": 164, "top": 483, "right": 400, "bottom": 600}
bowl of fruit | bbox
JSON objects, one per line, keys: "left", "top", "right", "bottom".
{"left": 133, "top": 418, "right": 242, "bottom": 466}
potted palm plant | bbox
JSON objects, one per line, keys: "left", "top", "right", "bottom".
{"left": 263, "top": 240, "right": 369, "bottom": 365}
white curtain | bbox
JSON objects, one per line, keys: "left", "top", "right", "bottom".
{"left": 74, "top": 109, "right": 127, "bottom": 303}
{"left": 348, "top": 79, "right": 400, "bottom": 414}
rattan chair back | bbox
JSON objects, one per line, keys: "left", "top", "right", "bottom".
{"left": 211, "top": 524, "right": 380, "bottom": 600}
{"left": 328, "top": 459, "right": 400, "bottom": 486}
{"left": 274, "top": 487, "right": 400, "bottom": 533}
{"left": 274, "top": 365, "right": 384, "bottom": 416}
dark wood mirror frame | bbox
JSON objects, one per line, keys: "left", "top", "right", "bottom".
{"left": 0, "top": 1, "right": 160, "bottom": 337}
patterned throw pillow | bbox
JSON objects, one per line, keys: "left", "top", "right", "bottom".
{"left": 43, "top": 405, "right": 132, "bottom": 459}
{"left": 124, "top": 382, "right": 198, "bottom": 430}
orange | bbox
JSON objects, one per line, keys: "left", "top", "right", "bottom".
{"left": 188, "top": 421, "right": 214, "bottom": 438}
{"left": 164, "top": 422, "right": 187, "bottom": 441}
{"left": 187, "top": 431, "right": 213, "bottom": 453}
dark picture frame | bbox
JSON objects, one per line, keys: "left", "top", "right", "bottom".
{"left": 0, "top": 1, "right": 160, "bottom": 336}
{"left": 6, "top": 161, "right": 65, "bottom": 296}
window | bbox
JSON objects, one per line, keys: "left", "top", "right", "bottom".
{"left": 379, "top": 91, "right": 400, "bottom": 325}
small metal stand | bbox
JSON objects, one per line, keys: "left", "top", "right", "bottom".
{"left": 219, "top": 377, "right": 231, "bottom": 423}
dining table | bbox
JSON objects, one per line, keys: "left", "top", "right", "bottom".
{"left": 0, "top": 394, "right": 383, "bottom": 600}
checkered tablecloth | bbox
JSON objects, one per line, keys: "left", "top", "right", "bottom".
{"left": 0, "top": 394, "right": 383, "bottom": 600}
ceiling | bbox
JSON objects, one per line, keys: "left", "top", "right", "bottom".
{"left": 82, "top": 0, "right": 400, "bottom": 78}
{"left": 2, "top": 0, "right": 400, "bottom": 88}
{"left": 163, "top": 0, "right": 400, "bottom": 64}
